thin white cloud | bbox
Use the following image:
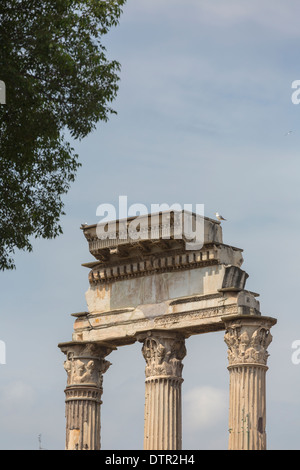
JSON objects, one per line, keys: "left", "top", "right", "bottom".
{"left": 183, "top": 386, "right": 227, "bottom": 430}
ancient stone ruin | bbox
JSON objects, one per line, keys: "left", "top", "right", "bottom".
{"left": 58, "top": 211, "right": 276, "bottom": 450}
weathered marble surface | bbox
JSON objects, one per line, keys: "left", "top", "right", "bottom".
{"left": 58, "top": 212, "right": 277, "bottom": 451}
{"left": 63, "top": 215, "right": 256, "bottom": 345}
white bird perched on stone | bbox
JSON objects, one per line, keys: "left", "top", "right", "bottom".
{"left": 215, "top": 212, "right": 226, "bottom": 221}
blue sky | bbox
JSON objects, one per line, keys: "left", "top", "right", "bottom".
{"left": 1, "top": 0, "right": 300, "bottom": 449}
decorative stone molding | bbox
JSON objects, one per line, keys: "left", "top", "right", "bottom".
{"left": 82, "top": 212, "right": 223, "bottom": 258}
{"left": 85, "top": 243, "right": 244, "bottom": 286}
{"left": 72, "top": 294, "right": 259, "bottom": 345}
{"left": 224, "top": 316, "right": 275, "bottom": 367}
{"left": 61, "top": 343, "right": 112, "bottom": 387}
{"left": 87, "top": 247, "right": 219, "bottom": 285}
{"left": 141, "top": 332, "right": 186, "bottom": 379}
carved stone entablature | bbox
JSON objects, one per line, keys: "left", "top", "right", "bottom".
{"left": 139, "top": 332, "right": 186, "bottom": 379}
{"left": 223, "top": 316, "right": 277, "bottom": 367}
{"left": 59, "top": 342, "right": 114, "bottom": 388}
{"left": 87, "top": 247, "right": 217, "bottom": 285}
{"left": 84, "top": 244, "right": 244, "bottom": 286}
{"left": 82, "top": 212, "right": 222, "bottom": 257}
{"left": 81, "top": 213, "right": 244, "bottom": 280}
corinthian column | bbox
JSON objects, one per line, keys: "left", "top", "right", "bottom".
{"left": 59, "top": 342, "right": 113, "bottom": 450}
{"left": 139, "top": 331, "right": 186, "bottom": 450}
{"left": 223, "top": 315, "right": 276, "bottom": 450}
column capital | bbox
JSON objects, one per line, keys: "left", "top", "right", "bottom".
{"left": 59, "top": 341, "right": 115, "bottom": 388}
{"left": 222, "top": 315, "right": 277, "bottom": 367}
{"left": 138, "top": 330, "right": 186, "bottom": 379}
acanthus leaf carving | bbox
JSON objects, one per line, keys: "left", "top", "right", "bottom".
{"left": 142, "top": 334, "right": 186, "bottom": 378}
{"left": 224, "top": 323, "right": 273, "bottom": 366}
{"left": 63, "top": 343, "right": 112, "bottom": 388}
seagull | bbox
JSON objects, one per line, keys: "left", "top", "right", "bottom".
{"left": 285, "top": 130, "right": 293, "bottom": 136}
{"left": 215, "top": 212, "right": 226, "bottom": 221}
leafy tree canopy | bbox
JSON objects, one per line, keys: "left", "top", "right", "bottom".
{"left": 0, "top": 0, "right": 126, "bottom": 269}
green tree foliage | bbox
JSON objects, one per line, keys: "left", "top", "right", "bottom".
{"left": 0, "top": 0, "right": 126, "bottom": 269}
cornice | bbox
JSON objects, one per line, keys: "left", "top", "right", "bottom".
{"left": 88, "top": 246, "right": 221, "bottom": 285}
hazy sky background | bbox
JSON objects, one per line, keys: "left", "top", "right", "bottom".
{"left": 1, "top": 0, "right": 300, "bottom": 449}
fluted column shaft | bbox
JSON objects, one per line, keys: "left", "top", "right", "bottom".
{"left": 223, "top": 315, "right": 276, "bottom": 450}
{"left": 140, "top": 331, "right": 186, "bottom": 450}
{"left": 60, "top": 343, "right": 113, "bottom": 450}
